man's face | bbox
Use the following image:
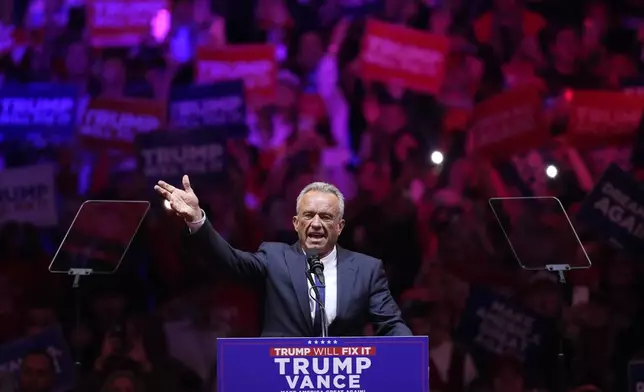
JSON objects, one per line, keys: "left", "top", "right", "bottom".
{"left": 293, "top": 191, "right": 345, "bottom": 255}
{"left": 19, "top": 354, "right": 54, "bottom": 392}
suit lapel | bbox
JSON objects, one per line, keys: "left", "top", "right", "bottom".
{"left": 285, "top": 244, "right": 313, "bottom": 334}
{"left": 334, "top": 246, "right": 357, "bottom": 325}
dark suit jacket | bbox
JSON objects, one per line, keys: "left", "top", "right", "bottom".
{"left": 192, "top": 219, "right": 412, "bottom": 337}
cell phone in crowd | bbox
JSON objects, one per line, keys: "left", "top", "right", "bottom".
{"left": 150, "top": 8, "right": 171, "bottom": 43}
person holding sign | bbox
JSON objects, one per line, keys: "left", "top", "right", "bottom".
{"left": 155, "top": 175, "right": 411, "bottom": 337}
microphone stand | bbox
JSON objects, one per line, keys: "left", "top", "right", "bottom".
{"left": 546, "top": 263, "right": 570, "bottom": 392}
{"left": 305, "top": 270, "right": 329, "bottom": 338}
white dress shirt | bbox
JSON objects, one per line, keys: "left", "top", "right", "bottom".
{"left": 306, "top": 246, "right": 337, "bottom": 327}
{"left": 186, "top": 211, "right": 338, "bottom": 327}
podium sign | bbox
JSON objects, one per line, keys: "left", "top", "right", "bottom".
{"left": 217, "top": 336, "right": 429, "bottom": 392}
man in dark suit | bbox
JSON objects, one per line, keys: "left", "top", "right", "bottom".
{"left": 155, "top": 176, "right": 411, "bottom": 337}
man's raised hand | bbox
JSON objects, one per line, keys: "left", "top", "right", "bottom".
{"left": 154, "top": 175, "right": 202, "bottom": 222}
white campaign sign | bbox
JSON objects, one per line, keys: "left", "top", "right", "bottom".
{"left": 0, "top": 163, "right": 58, "bottom": 227}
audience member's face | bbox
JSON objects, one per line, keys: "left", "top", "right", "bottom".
{"left": 102, "top": 58, "right": 125, "bottom": 86}
{"left": 525, "top": 286, "right": 559, "bottom": 318}
{"left": 65, "top": 42, "right": 89, "bottom": 78}
{"left": 378, "top": 103, "right": 406, "bottom": 134}
{"left": 26, "top": 306, "right": 58, "bottom": 336}
{"left": 293, "top": 191, "right": 345, "bottom": 256}
{"left": 297, "top": 32, "right": 324, "bottom": 71}
{"left": 606, "top": 54, "right": 636, "bottom": 88}
{"left": 19, "top": 354, "right": 54, "bottom": 392}
{"left": 552, "top": 28, "right": 580, "bottom": 67}
{"left": 276, "top": 83, "right": 297, "bottom": 109}
{"left": 92, "top": 295, "right": 126, "bottom": 327}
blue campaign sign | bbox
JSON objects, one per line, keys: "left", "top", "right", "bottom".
{"left": 629, "top": 360, "right": 644, "bottom": 392}
{"left": 0, "top": 83, "right": 79, "bottom": 140}
{"left": 217, "top": 336, "right": 429, "bottom": 392}
{"left": 169, "top": 80, "right": 247, "bottom": 136}
{"left": 576, "top": 164, "right": 644, "bottom": 254}
{"left": 136, "top": 128, "right": 229, "bottom": 188}
{"left": 0, "top": 325, "right": 74, "bottom": 392}
{"left": 456, "top": 287, "right": 552, "bottom": 367}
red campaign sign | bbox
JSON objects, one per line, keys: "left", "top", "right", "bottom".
{"left": 86, "top": 0, "right": 167, "bottom": 48}
{"left": 77, "top": 98, "right": 166, "bottom": 151}
{"left": 359, "top": 19, "right": 449, "bottom": 95}
{"left": 467, "top": 88, "right": 548, "bottom": 159}
{"left": 565, "top": 90, "right": 644, "bottom": 149}
{"left": 196, "top": 44, "right": 277, "bottom": 108}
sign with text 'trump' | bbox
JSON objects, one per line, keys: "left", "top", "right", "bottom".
{"left": 217, "top": 336, "right": 429, "bottom": 392}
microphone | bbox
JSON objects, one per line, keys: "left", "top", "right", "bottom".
{"left": 305, "top": 250, "right": 325, "bottom": 286}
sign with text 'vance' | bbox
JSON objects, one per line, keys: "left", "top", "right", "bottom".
{"left": 217, "top": 336, "right": 429, "bottom": 392}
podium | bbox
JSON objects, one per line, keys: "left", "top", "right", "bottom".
{"left": 217, "top": 336, "right": 429, "bottom": 392}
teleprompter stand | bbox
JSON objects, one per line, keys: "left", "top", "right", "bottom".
{"left": 489, "top": 196, "right": 592, "bottom": 392}
{"left": 49, "top": 200, "right": 150, "bottom": 370}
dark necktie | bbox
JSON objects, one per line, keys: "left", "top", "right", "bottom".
{"left": 312, "top": 272, "right": 326, "bottom": 336}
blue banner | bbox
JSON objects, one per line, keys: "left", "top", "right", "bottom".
{"left": 628, "top": 360, "right": 644, "bottom": 392}
{"left": 169, "top": 81, "right": 247, "bottom": 136}
{"left": 217, "top": 336, "right": 429, "bottom": 392}
{"left": 576, "top": 164, "right": 644, "bottom": 254}
{"left": 0, "top": 84, "right": 79, "bottom": 140}
{"left": 456, "top": 287, "right": 552, "bottom": 367}
{"left": 136, "top": 128, "right": 229, "bottom": 188}
{"left": 0, "top": 325, "right": 74, "bottom": 392}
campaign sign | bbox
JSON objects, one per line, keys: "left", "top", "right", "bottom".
{"left": 86, "top": 0, "right": 168, "bottom": 47}
{"left": 136, "top": 128, "right": 228, "bottom": 188}
{"left": 0, "top": 163, "right": 57, "bottom": 227}
{"left": 456, "top": 287, "right": 552, "bottom": 366}
{"left": 0, "top": 84, "right": 78, "bottom": 139}
{"left": 169, "top": 81, "right": 247, "bottom": 133}
{"left": 0, "top": 325, "right": 74, "bottom": 392}
{"left": 78, "top": 97, "right": 166, "bottom": 151}
{"left": 217, "top": 336, "right": 429, "bottom": 392}
{"left": 360, "top": 19, "right": 449, "bottom": 95}
{"left": 628, "top": 360, "right": 644, "bottom": 392}
{"left": 195, "top": 44, "right": 277, "bottom": 107}
{"left": 566, "top": 90, "right": 644, "bottom": 149}
{"left": 467, "top": 88, "right": 548, "bottom": 160}
{"left": 576, "top": 164, "right": 644, "bottom": 254}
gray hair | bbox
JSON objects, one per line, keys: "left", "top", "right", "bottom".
{"left": 296, "top": 182, "right": 345, "bottom": 219}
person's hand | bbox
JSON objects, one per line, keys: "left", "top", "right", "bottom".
{"left": 154, "top": 175, "right": 202, "bottom": 222}
{"left": 94, "top": 333, "right": 120, "bottom": 371}
{"left": 128, "top": 337, "right": 152, "bottom": 372}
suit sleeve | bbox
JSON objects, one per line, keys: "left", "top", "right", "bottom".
{"left": 190, "top": 218, "right": 268, "bottom": 281}
{"left": 368, "top": 260, "right": 412, "bottom": 336}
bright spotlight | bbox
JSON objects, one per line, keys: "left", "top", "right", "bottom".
{"left": 430, "top": 151, "right": 444, "bottom": 165}
{"left": 163, "top": 199, "right": 172, "bottom": 210}
{"left": 545, "top": 165, "right": 558, "bottom": 179}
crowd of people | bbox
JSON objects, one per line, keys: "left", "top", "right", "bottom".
{"left": 0, "top": 0, "right": 644, "bottom": 391}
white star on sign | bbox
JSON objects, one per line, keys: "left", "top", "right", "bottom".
{"left": 320, "top": 340, "right": 325, "bottom": 344}
{"left": 327, "top": 340, "right": 332, "bottom": 344}
{"left": 333, "top": 340, "right": 338, "bottom": 344}
{"left": 314, "top": 340, "right": 318, "bottom": 344}
{"left": 308, "top": 340, "right": 312, "bottom": 344}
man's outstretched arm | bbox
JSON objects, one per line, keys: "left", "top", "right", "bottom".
{"left": 155, "top": 175, "right": 268, "bottom": 281}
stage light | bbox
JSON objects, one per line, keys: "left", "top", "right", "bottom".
{"left": 163, "top": 199, "right": 172, "bottom": 210}
{"left": 430, "top": 151, "right": 444, "bottom": 165}
{"left": 546, "top": 165, "right": 558, "bottom": 179}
